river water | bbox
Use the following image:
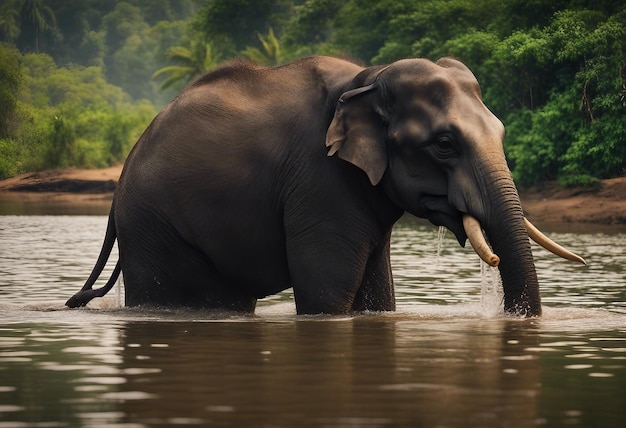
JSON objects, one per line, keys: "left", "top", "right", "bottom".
{"left": 0, "top": 210, "right": 625, "bottom": 427}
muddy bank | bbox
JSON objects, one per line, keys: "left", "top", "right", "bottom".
{"left": 0, "top": 166, "right": 122, "bottom": 215}
{"left": 520, "top": 177, "right": 626, "bottom": 232}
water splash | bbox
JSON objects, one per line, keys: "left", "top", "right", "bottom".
{"left": 94, "top": 273, "right": 125, "bottom": 309}
{"left": 116, "top": 274, "right": 125, "bottom": 308}
{"left": 435, "top": 226, "right": 447, "bottom": 266}
{"left": 480, "top": 259, "right": 504, "bottom": 316}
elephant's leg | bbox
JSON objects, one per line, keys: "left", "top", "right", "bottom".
{"left": 286, "top": 235, "right": 373, "bottom": 315}
{"left": 351, "top": 236, "right": 395, "bottom": 312}
{"left": 121, "top": 252, "right": 257, "bottom": 311}
{"left": 117, "top": 213, "right": 257, "bottom": 312}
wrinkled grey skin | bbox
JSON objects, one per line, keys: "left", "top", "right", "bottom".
{"left": 67, "top": 56, "right": 541, "bottom": 316}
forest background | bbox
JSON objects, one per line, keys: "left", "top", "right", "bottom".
{"left": 0, "top": 0, "right": 624, "bottom": 188}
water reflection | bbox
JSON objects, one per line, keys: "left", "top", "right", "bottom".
{"left": 0, "top": 321, "right": 123, "bottom": 426}
{"left": 0, "top": 214, "right": 625, "bottom": 426}
{"left": 1, "top": 313, "right": 625, "bottom": 426}
{"left": 113, "top": 318, "right": 542, "bottom": 427}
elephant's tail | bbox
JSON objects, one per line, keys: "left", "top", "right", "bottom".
{"left": 65, "top": 206, "right": 120, "bottom": 308}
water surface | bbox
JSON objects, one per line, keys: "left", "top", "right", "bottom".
{"left": 0, "top": 214, "right": 624, "bottom": 426}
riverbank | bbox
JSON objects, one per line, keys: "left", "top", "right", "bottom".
{"left": 520, "top": 177, "right": 626, "bottom": 232}
{"left": 1, "top": 165, "right": 625, "bottom": 232}
{"left": 0, "top": 166, "right": 122, "bottom": 215}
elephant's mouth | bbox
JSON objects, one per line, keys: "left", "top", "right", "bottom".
{"left": 419, "top": 195, "right": 466, "bottom": 245}
{"left": 421, "top": 196, "right": 500, "bottom": 267}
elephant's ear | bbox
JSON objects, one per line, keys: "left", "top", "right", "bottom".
{"left": 325, "top": 84, "right": 387, "bottom": 186}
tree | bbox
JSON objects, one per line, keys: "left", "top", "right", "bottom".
{"left": 551, "top": 7, "right": 626, "bottom": 184}
{"left": 22, "top": 0, "right": 57, "bottom": 52}
{"left": 497, "top": 6, "right": 626, "bottom": 185}
{"left": 0, "top": 43, "right": 22, "bottom": 139}
{"left": 331, "top": 0, "right": 410, "bottom": 63}
{"left": 152, "top": 38, "right": 221, "bottom": 90}
{"left": 4, "top": 51, "right": 156, "bottom": 175}
{"left": 45, "top": 113, "right": 77, "bottom": 168}
{"left": 0, "top": 0, "right": 21, "bottom": 41}
{"left": 241, "top": 28, "right": 282, "bottom": 66}
{"left": 0, "top": 0, "right": 57, "bottom": 52}
{"left": 194, "top": 0, "right": 293, "bottom": 54}
{"left": 101, "top": 2, "right": 147, "bottom": 54}
{"left": 373, "top": 0, "right": 508, "bottom": 63}
{"left": 280, "top": 0, "right": 343, "bottom": 58}
{"left": 100, "top": 3, "right": 187, "bottom": 103}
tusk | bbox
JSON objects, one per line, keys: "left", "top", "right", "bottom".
{"left": 524, "top": 218, "right": 587, "bottom": 265}
{"left": 463, "top": 215, "right": 500, "bottom": 267}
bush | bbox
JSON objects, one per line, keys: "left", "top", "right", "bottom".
{"left": 44, "top": 114, "right": 77, "bottom": 169}
{"left": 0, "top": 43, "right": 21, "bottom": 140}
{"left": 0, "top": 138, "right": 21, "bottom": 179}
{"left": 557, "top": 173, "right": 600, "bottom": 188}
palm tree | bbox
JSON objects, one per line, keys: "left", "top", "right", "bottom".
{"left": 242, "top": 28, "right": 282, "bottom": 66}
{"left": 152, "top": 38, "right": 221, "bottom": 90}
{"left": 0, "top": 0, "right": 20, "bottom": 41}
{"left": 22, "top": 0, "right": 56, "bottom": 52}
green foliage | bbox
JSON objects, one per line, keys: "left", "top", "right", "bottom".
{"left": 0, "top": 138, "right": 22, "bottom": 178}
{"left": 330, "top": 0, "right": 409, "bottom": 62}
{"left": 241, "top": 28, "right": 282, "bottom": 66}
{"left": 0, "top": 1, "right": 199, "bottom": 106}
{"left": 1, "top": 0, "right": 624, "bottom": 188}
{"left": 194, "top": 0, "right": 293, "bottom": 54}
{"left": 100, "top": 2, "right": 173, "bottom": 102}
{"left": 0, "top": 50, "right": 155, "bottom": 179}
{"left": 5, "top": 100, "right": 54, "bottom": 175}
{"left": 505, "top": 92, "right": 576, "bottom": 184}
{"left": 0, "top": 1, "right": 21, "bottom": 41}
{"left": 45, "top": 114, "right": 77, "bottom": 168}
{"left": 0, "top": 43, "right": 22, "bottom": 139}
{"left": 153, "top": 37, "right": 221, "bottom": 90}
{"left": 0, "top": 0, "right": 57, "bottom": 52}
{"left": 281, "top": 0, "right": 343, "bottom": 52}
{"left": 500, "top": 5, "right": 626, "bottom": 185}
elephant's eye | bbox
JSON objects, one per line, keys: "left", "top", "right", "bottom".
{"left": 433, "top": 135, "right": 457, "bottom": 160}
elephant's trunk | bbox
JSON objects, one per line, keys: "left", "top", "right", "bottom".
{"left": 483, "top": 176, "right": 541, "bottom": 316}
{"left": 459, "top": 156, "right": 542, "bottom": 317}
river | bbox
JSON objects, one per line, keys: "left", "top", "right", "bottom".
{"left": 0, "top": 211, "right": 625, "bottom": 427}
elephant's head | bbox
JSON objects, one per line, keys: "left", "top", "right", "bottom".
{"left": 326, "top": 57, "right": 585, "bottom": 316}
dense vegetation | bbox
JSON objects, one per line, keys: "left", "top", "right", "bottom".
{"left": 1, "top": 0, "right": 624, "bottom": 187}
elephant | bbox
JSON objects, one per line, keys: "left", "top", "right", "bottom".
{"left": 66, "top": 56, "right": 585, "bottom": 316}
